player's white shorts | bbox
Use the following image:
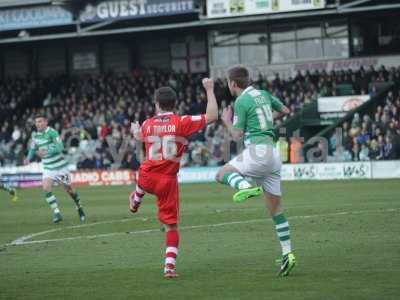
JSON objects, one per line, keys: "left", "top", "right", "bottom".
{"left": 42, "top": 167, "right": 71, "bottom": 186}
{"left": 228, "top": 144, "right": 282, "bottom": 196}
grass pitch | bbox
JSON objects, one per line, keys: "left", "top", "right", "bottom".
{"left": 1, "top": 179, "right": 399, "bottom": 300}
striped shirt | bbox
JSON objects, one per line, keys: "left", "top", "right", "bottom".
{"left": 29, "top": 127, "right": 68, "bottom": 170}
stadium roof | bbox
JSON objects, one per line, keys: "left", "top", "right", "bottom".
{"left": 0, "top": 0, "right": 92, "bottom": 9}
{"left": 0, "top": 0, "right": 52, "bottom": 8}
{"left": 336, "top": 0, "right": 400, "bottom": 12}
{"left": 1, "top": 0, "right": 399, "bottom": 44}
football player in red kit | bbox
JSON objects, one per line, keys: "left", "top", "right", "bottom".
{"left": 129, "top": 78, "right": 218, "bottom": 278}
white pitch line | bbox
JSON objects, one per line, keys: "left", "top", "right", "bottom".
{"left": 10, "top": 228, "right": 62, "bottom": 246}
{"left": 6, "top": 207, "right": 399, "bottom": 247}
{"left": 9, "top": 217, "right": 149, "bottom": 246}
{"left": 8, "top": 203, "right": 386, "bottom": 246}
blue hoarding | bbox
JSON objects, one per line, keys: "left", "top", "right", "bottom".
{"left": 79, "top": 0, "right": 195, "bottom": 23}
{"left": 0, "top": 5, "right": 73, "bottom": 31}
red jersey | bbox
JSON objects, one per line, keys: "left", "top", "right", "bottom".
{"left": 140, "top": 112, "right": 207, "bottom": 176}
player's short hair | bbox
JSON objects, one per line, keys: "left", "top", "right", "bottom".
{"left": 34, "top": 113, "right": 47, "bottom": 120}
{"left": 227, "top": 65, "right": 250, "bottom": 89}
{"left": 155, "top": 87, "right": 176, "bottom": 111}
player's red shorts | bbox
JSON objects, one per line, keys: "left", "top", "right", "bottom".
{"left": 137, "top": 170, "right": 179, "bottom": 225}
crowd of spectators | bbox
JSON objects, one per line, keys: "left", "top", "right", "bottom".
{"left": 255, "top": 65, "right": 400, "bottom": 125}
{"left": 1, "top": 65, "right": 400, "bottom": 169}
{"left": 330, "top": 89, "right": 400, "bottom": 161}
{"left": 0, "top": 70, "right": 229, "bottom": 169}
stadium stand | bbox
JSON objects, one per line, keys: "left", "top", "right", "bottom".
{"left": 1, "top": 65, "right": 400, "bottom": 168}
{"left": 330, "top": 89, "right": 400, "bottom": 161}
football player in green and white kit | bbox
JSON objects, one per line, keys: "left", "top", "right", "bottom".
{"left": 0, "top": 182, "right": 18, "bottom": 202}
{"left": 24, "top": 114, "right": 86, "bottom": 223}
{"left": 216, "top": 65, "right": 295, "bottom": 276}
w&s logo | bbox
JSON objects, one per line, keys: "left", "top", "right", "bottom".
{"left": 294, "top": 165, "right": 316, "bottom": 179}
{"left": 343, "top": 163, "right": 370, "bottom": 178}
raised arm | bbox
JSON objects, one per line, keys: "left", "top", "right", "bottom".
{"left": 131, "top": 121, "right": 143, "bottom": 141}
{"left": 202, "top": 78, "right": 218, "bottom": 124}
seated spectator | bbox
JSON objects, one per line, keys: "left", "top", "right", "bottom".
{"left": 359, "top": 144, "right": 370, "bottom": 161}
{"left": 357, "top": 128, "right": 370, "bottom": 145}
{"left": 352, "top": 138, "right": 360, "bottom": 161}
{"left": 350, "top": 113, "right": 361, "bottom": 137}
{"left": 121, "top": 153, "right": 140, "bottom": 170}
{"left": 369, "top": 139, "right": 381, "bottom": 160}
{"left": 383, "top": 135, "right": 394, "bottom": 159}
{"left": 77, "top": 154, "right": 96, "bottom": 169}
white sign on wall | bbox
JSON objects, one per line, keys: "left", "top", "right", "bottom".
{"left": 318, "top": 95, "right": 370, "bottom": 116}
{"left": 371, "top": 161, "right": 400, "bottom": 179}
{"left": 73, "top": 52, "right": 97, "bottom": 70}
{"left": 207, "top": 0, "right": 325, "bottom": 18}
{"left": 2, "top": 161, "right": 399, "bottom": 186}
{"left": 282, "top": 161, "right": 372, "bottom": 180}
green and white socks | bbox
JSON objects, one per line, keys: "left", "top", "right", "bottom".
{"left": 221, "top": 172, "right": 252, "bottom": 190}
{"left": 45, "top": 192, "right": 60, "bottom": 214}
{"left": 273, "top": 213, "right": 292, "bottom": 256}
{"left": 70, "top": 191, "right": 82, "bottom": 209}
{"left": 1, "top": 183, "right": 13, "bottom": 195}
{"left": 221, "top": 172, "right": 292, "bottom": 257}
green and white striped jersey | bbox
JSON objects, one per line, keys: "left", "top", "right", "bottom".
{"left": 28, "top": 127, "right": 68, "bottom": 170}
{"left": 233, "top": 86, "right": 284, "bottom": 146}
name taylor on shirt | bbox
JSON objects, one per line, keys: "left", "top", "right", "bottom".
{"left": 147, "top": 125, "right": 177, "bottom": 135}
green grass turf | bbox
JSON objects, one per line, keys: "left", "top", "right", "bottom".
{"left": 0, "top": 179, "right": 399, "bottom": 300}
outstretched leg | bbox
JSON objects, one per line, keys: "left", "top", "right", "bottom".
{"left": 1, "top": 183, "right": 18, "bottom": 202}
{"left": 216, "top": 163, "right": 262, "bottom": 203}
{"left": 63, "top": 183, "right": 86, "bottom": 222}
{"left": 129, "top": 185, "right": 145, "bottom": 213}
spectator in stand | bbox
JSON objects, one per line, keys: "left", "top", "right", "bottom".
{"left": 350, "top": 113, "right": 361, "bottom": 137}
{"left": 121, "top": 152, "right": 140, "bottom": 170}
{"left": 357, "top": 128, "right": 370, "bottom": 145}
{"left": 359, "top": 144, "right": 370, "bottom": 161}
{"left": 384, "top": 135, "right": 394, "bottom": 160}
{"left": 11, "top": 126, "right": 21, "bottom": 144}
{"left": 352, "top": 137, "right": 360, "bottom": 161}
{"left": 342, "top": 128, "right": 353, "bottom": 158}
{"left": 369, "top": 139, "right": 381, "bottom": 160}
{"left": 77, "top": 154, "right": 96, "bottom": 169}
{"left": 393, "top": 128, "right": 400, "bottom": 159}
{"left": 377, "top": 135, "right": 386, "bottom": 160}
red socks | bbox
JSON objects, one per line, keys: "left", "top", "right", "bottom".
{"left": 164, "top": 230, "right": 179, "bottom": 272}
